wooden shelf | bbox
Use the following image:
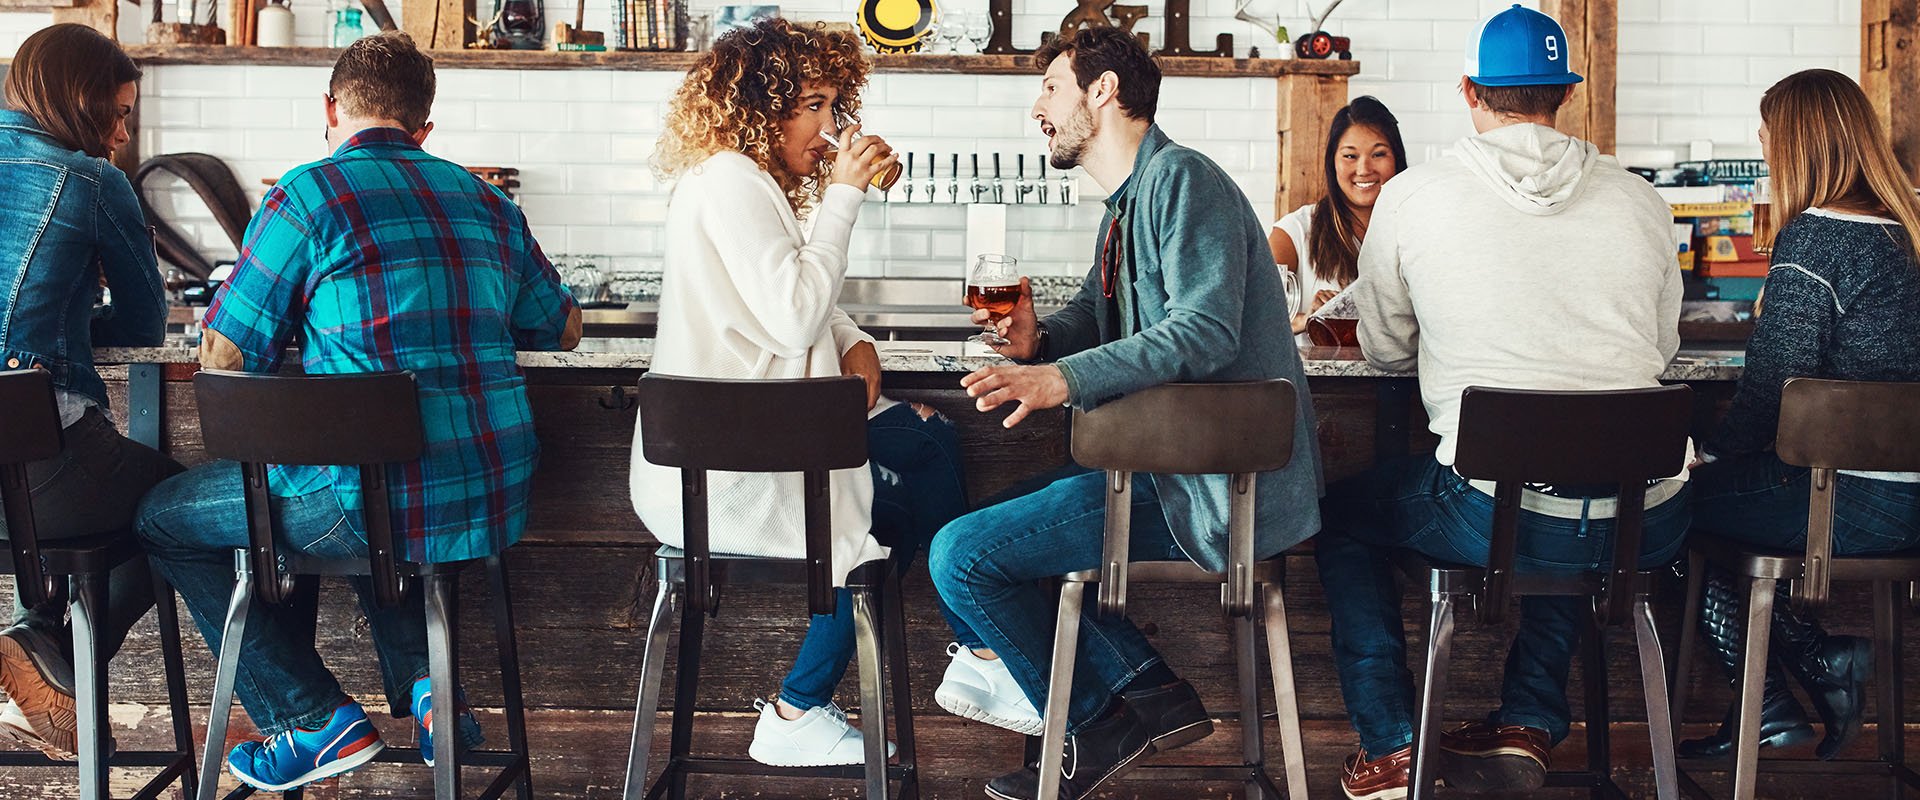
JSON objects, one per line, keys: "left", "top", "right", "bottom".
{"left": 123, "top": 44, "right": 1361, "bottom": 77}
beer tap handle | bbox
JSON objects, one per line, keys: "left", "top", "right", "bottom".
{"left": 1039, "top": 156, "right": 1049, "bottom": 205}
{"left": 950, "top": 153, "right": 960, "bottom": 204}
{"left": 971, "top": 153, "right": 982, "bottom": 203}
{"left": 1017, "top": 154, "right": 1034, "bottom": 204}
{"left": 992, "top": 153, "right": 1004, "bottom": 204}
{"left": 901, "top": 152, "right": 913, "bottom": 203}
{"left": 924, "top": 152, "right": 936, "bottom": 202}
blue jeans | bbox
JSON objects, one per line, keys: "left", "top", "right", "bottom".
{"left": 135, "top": 460, "right": 433, "bottom": 737}
{"left": 1314, "top": 456, "right": 1692, "bottom": 756}
{"left": 1693, "top": 452, "right": 1920, "bottom": 555}
{"left": 779, "top": 403, "right": 975, "bottom": 710}
{"left": 930, "top": 467, "right": 1184, "bottom": 733}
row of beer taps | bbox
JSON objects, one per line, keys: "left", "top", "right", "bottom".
{"left": 879, "top": 153, "right": 1079, "bottom": 205}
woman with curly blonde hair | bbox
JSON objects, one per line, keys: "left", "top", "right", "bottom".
{"left": 630, "top": 17, "right": 985, "bottom": 768}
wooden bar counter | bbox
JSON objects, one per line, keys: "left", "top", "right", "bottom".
{"left": 4, "top": 341, "right": 1911, "bottom": 799}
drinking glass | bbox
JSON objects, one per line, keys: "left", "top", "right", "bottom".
{"left": 941, "top": 10, "right": 969, "bottom": 53}
{"left": 1278, "top": 266, "right": 1302, "bottom": 318}
{"left": 821, "top": 113, "right": 903, "bottom": 191}
{"left": 1751, "top": 176, "right": 1774, "bottom": 256}
{"left": 964, "top": 11, "right": 992, "bottom": 54}
{"left": 964, "top": 254, "right": 1020, "bottom": 346}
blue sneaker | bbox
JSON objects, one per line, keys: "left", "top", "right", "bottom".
{"left": 411, "top": 677, "right": 484, "bottom": 766}
{"left": 227, "top": 702, "right": 385, "bottom": 792}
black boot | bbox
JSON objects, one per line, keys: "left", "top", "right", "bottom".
{"left": 1772, "top": 592, "right": 1873, "bottom": 760}
{"left": 1678, "top": 568, "right": 1817, "bottom": 758}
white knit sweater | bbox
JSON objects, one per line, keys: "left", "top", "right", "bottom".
{"left": 629, "top": 151, "right": 889, "bottom": 586}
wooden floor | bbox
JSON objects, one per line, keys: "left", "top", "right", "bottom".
{"left": 2, "top": 709, "right": 1914, "bottom": 798}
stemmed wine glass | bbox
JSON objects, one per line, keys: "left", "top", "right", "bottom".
{"left": 963, "top": 254, "right": 1020, "bottom": 346}
{"left": 964, "top": 10, "right": 992, "bottom": 54}
{"left": 941, "top": 10, "right": 969, "bottom": 54}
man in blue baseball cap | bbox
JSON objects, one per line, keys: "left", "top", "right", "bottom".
{"left": 1315, "top": 4, "right": 1688, "bottom": 799}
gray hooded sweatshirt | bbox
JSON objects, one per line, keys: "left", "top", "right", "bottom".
{"left": 1350, "top": 123, "right": 1684, "bottom": 515}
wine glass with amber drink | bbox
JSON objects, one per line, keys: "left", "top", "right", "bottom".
{"left": 964, "top": 254, "right": 1021, "bottom": 346}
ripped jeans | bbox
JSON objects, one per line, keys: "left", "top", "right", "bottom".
{"left": 778, "top": 402, "right": 975, "bottom": 711}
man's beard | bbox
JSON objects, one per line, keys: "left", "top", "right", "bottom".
{"left": 1047, "top": 105, "right": 1096, "bottom": 171}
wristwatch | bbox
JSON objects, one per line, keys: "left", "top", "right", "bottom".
{"left": 1031, "top": 321, "right": 1051, "bottom": 362}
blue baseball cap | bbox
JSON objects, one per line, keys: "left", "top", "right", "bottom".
{"left": 1465, "top": 4, "right": 1584, "bottom": 87}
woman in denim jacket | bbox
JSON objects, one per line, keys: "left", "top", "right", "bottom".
{"left": 0, "top": 24, "right": 178, "bottom": 758}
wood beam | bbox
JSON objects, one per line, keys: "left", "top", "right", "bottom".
{"left": 49, "top": 0, "right": 116, "bottom": 38}
{"left": 1541, "top": 0, "right": 1617, "bottom": 153}
{"left": 1863, "top": 0, "right": 1920, "bottom": 183}
{"left": 402, "top": 0, "right": 475, "bottom": 49}
{"left": 1275, "top": 71, "right": 1348, "bottom": 218}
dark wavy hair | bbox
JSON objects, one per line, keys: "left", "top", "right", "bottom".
{"left": 1309, "top": 96, "right": 1407, "bottom": 288}
{"left": 4, "top": 24, "right": 141, "bottom": 158}
{"left": 655, "top": 17, "right": 871, "bottom": 216}
{"left": 1034, "top": 26, "right": 1162, "bottom": 123}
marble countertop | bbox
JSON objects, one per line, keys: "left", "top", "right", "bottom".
{"left": 94, "top": 339, "right": 1746, "bottom": 381}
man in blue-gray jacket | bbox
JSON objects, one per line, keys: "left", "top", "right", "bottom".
{"left": 927, "top": 27, "right": 1321, "bottom": 800}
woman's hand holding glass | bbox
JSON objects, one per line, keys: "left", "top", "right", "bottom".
{"left": 825, "top": 121, "right": 899, "bottom": 191}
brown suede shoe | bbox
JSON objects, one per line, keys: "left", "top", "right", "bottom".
{"left": 1340, "top": 745, "right": 1411, "bottom": 800}
{"left": 1436, "top": 720, "right": 1550, "bottom": 793}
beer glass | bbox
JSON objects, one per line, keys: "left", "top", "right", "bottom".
{"left": 820, "top": 113, "right": 903, "bottom": 192}
{"left": 964, "top": 254, "right": 1020, "bottom": 346}
{"left": 1751, "top": 176, "right": 1774, "bottom": 256}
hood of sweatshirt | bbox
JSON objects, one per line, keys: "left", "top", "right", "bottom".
{"left": 1451, "top": 122, "right": 1599, "bottom": 216}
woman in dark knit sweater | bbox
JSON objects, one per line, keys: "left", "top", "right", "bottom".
{"left": 1681, "top": 69, "right": 1920, "bottom": 761}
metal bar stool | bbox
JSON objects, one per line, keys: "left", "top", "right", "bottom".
{"left": 0, "top": 368, "right": 199, "bottom": 800}
{"left": 191, "top": 370, "right": 533, "bottom": 800}
{"left": 1034, "top": 379, "right": 1309, "bottom": 800}
{"left": 621, "top": 374, "right": 916, "bottom": 800}
{"left": 1406, "top": 385, "right": 1693, "bottom": 800}
{"left": 1672, "top": 378, "right": 1920, "bottom": 800}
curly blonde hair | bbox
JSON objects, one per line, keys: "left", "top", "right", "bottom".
{"left": 655, "top": 18, "right": 871, "bottom": 217}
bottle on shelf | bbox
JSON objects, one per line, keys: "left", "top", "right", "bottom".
{"left": 257, "top": 0, "right": 295, "bottom": 47}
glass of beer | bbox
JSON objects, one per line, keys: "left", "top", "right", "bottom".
{"left": 964, "top": 254, "right": 1021, "bottom": 346}
{"left": 1751, "top": 176, "right": 1774, "bottom": 256}
{"left": 821, "top": 113, "right": 903, "bottom": 192}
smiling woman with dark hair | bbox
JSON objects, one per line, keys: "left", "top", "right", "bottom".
{"left": 1269, "top": 96, "right": 1407, "bottom": 337}
{"left": 0, "top": 23, "right": 176, "bottom": 759}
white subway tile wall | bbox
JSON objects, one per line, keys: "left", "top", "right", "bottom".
{"left": 0, "top": 0, "right": 1862, "bottom": 276}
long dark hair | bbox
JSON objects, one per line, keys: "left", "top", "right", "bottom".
{"left": 4, "top": 24, "right": 140, "bottom": 158}
{"left": 1308, "top": 96, "right": 1406, "bottom": 288}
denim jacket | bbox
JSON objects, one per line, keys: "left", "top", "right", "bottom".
{"left": 1036, "top": 126, "right": 1324, "bottom": 570}
{"left": 0, "top": 109, "right": 165, "bottom": 411}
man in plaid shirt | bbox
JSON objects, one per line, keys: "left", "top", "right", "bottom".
{"left": 135, "top": 33, "right": 579, "bottom": 792}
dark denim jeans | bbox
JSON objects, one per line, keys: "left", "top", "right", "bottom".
{"left": 134, "top": 460, "right": 433, "bottom": 737}
{"left": 778, "top": 403, "right": 975, "bottom": 710}
{"left": 930, "top": 467, "right": 1184, "bottom": 733}
{"left": 1315, "top": 455, "right": 1692, "bottom": 756}
{"left": 9, "top": 408, "right": 182, "bottom": 660}
{"left": 1693, "top": 452, "right": 1920, "bottom": 555}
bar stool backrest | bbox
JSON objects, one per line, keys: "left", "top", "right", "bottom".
{"left": 1775, "top": 377, "right": 1920, "bottom": 609}
{"left": 194, "top": 369, "right": 424, "bottom": 609}
{"left": 0, "top": 369, "right": 63, "bottom": 608}
{"left": 636, "top": 374, "right": 868, "bottom": 617}
{"left": 1453, "top": 385, "right": 1694, "bottom": 626}
{"left": 1069, "top": 380, "right": 1298, "bottom": 619}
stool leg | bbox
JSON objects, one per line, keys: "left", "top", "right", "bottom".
{"left": 1261, "top": 584, "right": 1308, "bottom": 800}
{"left": 853, "top": 587, "right": 889, "bottom": 800}
{"left": 1635, "top": 597, "right": 1679, "bottom": 800}
{"left": 151, "top": 565, "right": 201, "bottom": 800}
{"left": 1234, "top": 608, "right": 1265, "bottom": 798}
{"left": 424, "top": 572, "right": 461, "bottom": 800}
{"left": 881, "top": 567, "right": 919, "bottom": 800}
{"left": 1584, "top": 618, "right": 1610, "bottom": 800}
{"left": 623, "top": 574, "right": 678, "bottom": 800}
{"left": 667, "top": 581, "right": 705, "bottom": 800}
{"left": 1872, "top": 580, "right": 1904, "bottom": 797}
{"left": 1036, "top": 581, "right": 1086, "bottom": 800}
{"left": 1670, "top": 549, "right": 1705, "bottom": 746}
{"left": 487, "top": 555, "right": 533, "bottom": 800}
{"left": 70, "top": 573, "right": 108, "bottom": 800}
{"left": 1731, "top": 576, "right": 1776, "bottom": 800}
{"left": 1410, "top": 592, "right": 1457, "bottom": 800}
{"left": 199, "top": 552, "right": 256, "bottom": 800}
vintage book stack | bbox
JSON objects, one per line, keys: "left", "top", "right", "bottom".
{"left": 612, "top": 0, "right": 686, "bottom": 50}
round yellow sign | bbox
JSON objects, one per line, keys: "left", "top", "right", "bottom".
{"left": 858, "top": 0, "right": 935, "bottom": 52}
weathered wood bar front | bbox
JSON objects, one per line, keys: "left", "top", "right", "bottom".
{"left": 7, "top": 340, "right": 1913, "bottom": 799}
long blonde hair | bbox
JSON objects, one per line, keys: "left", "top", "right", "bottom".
{"left": 1760, "top": 69, "right": 1920, "bottom": 265}
{"left": 654, "top": 17, "right": 869, "bottom": 217}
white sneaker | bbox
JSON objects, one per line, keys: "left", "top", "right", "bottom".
{"left": 934, "top": 643, "right": 1044, "bottom": 735}
{"left": 745, "top": 699, "right": 895, "bottom": 767}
